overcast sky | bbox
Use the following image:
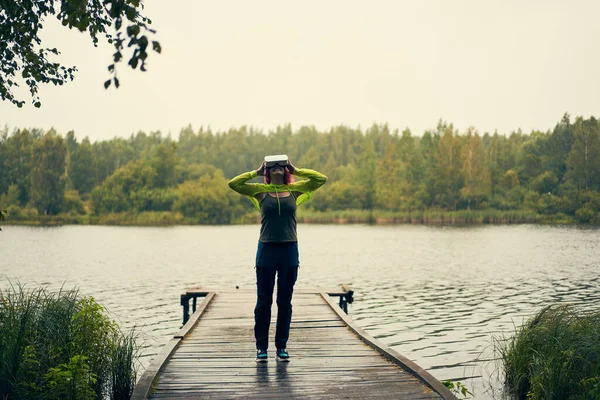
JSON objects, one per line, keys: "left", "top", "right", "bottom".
{"left": 1, "top": 0, "right": 599, "bottom": 142}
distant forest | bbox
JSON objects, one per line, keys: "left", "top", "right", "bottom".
{"left": 1, "top": 114, "right": 599, "bottom": 225}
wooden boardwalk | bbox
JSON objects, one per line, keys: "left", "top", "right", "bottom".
{"left": 133, "top": 289, "right": 456, "bottom": 400}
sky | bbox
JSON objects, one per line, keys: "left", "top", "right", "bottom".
{"left": 1, "top": 0, "right": 599, "bottom": 142}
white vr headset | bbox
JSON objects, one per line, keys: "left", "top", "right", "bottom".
{"left": 264, "top": 154, "right": 289, "bottom": 168}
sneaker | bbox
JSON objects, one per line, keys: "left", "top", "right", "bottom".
{"left": 276, "top": 348, "right": 290, "bottom": 362}
{"left": 255, "top": 349, "right": 268, "bottom": 363}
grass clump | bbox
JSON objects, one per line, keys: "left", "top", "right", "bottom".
{"left": 495, "top": 304, "right": 600, "bottom": 400}
{"left": 0, "top": 284, "right": 139, "bottom": 399}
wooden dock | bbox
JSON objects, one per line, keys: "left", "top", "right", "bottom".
{"left": 132, "top": 288, "right": 456, "bottom": 399}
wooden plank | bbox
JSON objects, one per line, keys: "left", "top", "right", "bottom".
{"left": 131, "top": 293, "right": 216, "bottom": 400}
{"left": 140, "top": 289, "right": 449, "bottom": 400}
{"left": 131, "top": 338, "right": 180, "bottom": 400}
{"left": 320, "top": 292, "right": 457, "bottom": 400}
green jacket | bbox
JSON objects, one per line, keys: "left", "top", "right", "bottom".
{"left": 228, "top": 168, "right": 328, "bottom": 211}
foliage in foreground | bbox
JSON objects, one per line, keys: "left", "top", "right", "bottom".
{"left": 1, "top": 0, "right": 160, "bottom": 108}
{"left": 495, "top": 304, "right": 600, "bottom": 400}
{"left": 0, "top": 284, "right": 139, "bottom": 399}
{"left": 442, "top": 380, "right": 472, "bottom": 398}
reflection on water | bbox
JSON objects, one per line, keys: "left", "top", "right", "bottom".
{"left": 1, "top": 224, "right": 599, "bottom": 399}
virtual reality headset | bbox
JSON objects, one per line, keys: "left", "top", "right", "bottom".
{"left": 264, "top": 154, "right": 289, "bottom": 168}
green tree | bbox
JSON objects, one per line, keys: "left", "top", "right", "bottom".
{"left": 398, "top": 129, "right": 426, "bottom": 210}
{"left": 65, "top": 130, "right": 78, "bottom": 156}
{"left": 517, "top": 132, "right": 546, "bottom": 185}
{"left": 530, "top": 171, "right": 559, "bottom": 194}
{"left": 0, "top": 128, "right": 41, "bottom": 206}
{"left": 29, "top": 132, "right": 68, "bottom": 215}
{"left": 321, "top": 153, "right": 337, "bottom": 182}
{"left": 546, "top": 113, "right": 574, "bottom": 182}
{"left": 432, "top": 123, "right": 462, "bottom": 209}
{"left": 487, "top": 133, "right": 503, "bottom": 196}
{"left": 500, "top": 169, "right": 520, "bottom": 190}
{"left": 460, "top": 129, "right": 490, "bottom": 209}
{"left": 181, "top": 163, "right": 219, "bottom": 182}
{"left": 358, "top": 138, "right": 377, "bottom": 211}
{"left": 70, "top": 138, "right": 96, "bottom": 194}
{"left": 566, "top": 117, "right": 600, "bottom": 190}
{"left": 91, "top": 160, "right": 156, "bottom": 214}
{"left": 1, "top": 0, "right": 161, "bottom": 107}
{"left": 309, "top": 180, "right": 364, "bottom": 211}
{"left": 375, "top": 142, "right": 406, "bottom": 211}
{"left": 149, "top": 142, "right": 179, "bottom": 188}
{"left": 297, "top": 144, "right": 321, "bottom": 170}
{"left": 418, "top": 131, "right": 439, "bottom": 207}
{"left": 173, "top": 172, "right": 244, "bottom": 224}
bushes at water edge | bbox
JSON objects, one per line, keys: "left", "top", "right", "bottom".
{"left": 0, "top": 285, "right": 138, "bottom": 399}
{"left": 495, "top": 304, "right": 600, "bottom": 399}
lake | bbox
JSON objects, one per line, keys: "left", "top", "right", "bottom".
{"left": 1, "top": 224, "right": 599, "bottom": 399}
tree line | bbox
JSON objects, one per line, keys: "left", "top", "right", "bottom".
{"left": 1, "top": 113, "right": 599, "bottom": 225}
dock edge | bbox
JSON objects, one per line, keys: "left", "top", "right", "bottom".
{"left": 320, "top": 292, "right": 458, "bottom": 400}
{"left": 131, "top": 292, "right": 216, "bottom": 400}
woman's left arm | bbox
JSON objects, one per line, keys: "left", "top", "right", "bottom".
{"left": 290, "top": 168, "right": 328, "bottom": 193}
{"left": 288, "top": 167, "right": 327, "bottom": 206}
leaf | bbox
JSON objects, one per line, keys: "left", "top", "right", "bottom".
{"left": 34, "top": 101, "right": 41, "bottom": 108}
{"left": 126, "top": 25, "right": 140, "bottom": 36}
{"left": 125, "top": 6, "right": 137, "bottom": 21}
{"left": 114, "top": 77, "right": 120, "bottom": 89}
{"left": 108, "top": 64, "right": 114, "bottom": 72}
{"left": 152, "top": 41, "right": 161, "bottom": 54}
{"left": 104, "top": 79, "right": 111, "bottom": 89}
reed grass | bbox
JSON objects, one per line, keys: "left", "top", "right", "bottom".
{"left": 2, "top": 208, "right": 577, "bottom": 226}
{"left": 494, "top": 304, "right": 600, "bottom": 400}
{"left": 0, "top": 283, "right": 139, "bottom": 399}
{"left": 296, "top": 208, "right": 543, "bottom": 224}
{"left": 110, "top": 330, "right": 139, "bottom": 400}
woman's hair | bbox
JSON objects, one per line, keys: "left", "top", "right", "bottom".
{"left": 264, "top": 168, "right": 294, "bottom": 185}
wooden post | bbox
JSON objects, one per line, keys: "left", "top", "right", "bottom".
{"left": 333, "top": 285, "right": 353, "bottom": 314}
{"left": 192, "top": 296, "right": 197, "bottom": 313}
{"left": 338, "top": 296, "right": 346, "bottom": 313}
{"left": 180, "top": 295, "right": 190, "bottom": 325}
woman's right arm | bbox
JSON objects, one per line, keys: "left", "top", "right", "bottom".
{"left": 228, "top": 170, "right": 262, "bottom": 197}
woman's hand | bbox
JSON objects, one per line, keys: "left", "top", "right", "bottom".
{"left": 256, "top": 161, "right": 266, "bottom": 176}
{"left": 287, "top": 160, "right": 295, "bottom": 174}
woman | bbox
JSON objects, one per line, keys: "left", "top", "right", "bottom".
{"left": 228, "top": 159, "right": 327, "bottom": 362}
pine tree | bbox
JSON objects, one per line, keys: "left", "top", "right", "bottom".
{"left": 358, "top": 138, "right": 377, "bottom": 212}
{"left": 566, "top": 117, "right": 600, "bottom": 190}
{"left": 375, "top": 142, "right": 406, "bottom": 211}
{"left": 433, "top": 123, "right": 462, "bottom": 209}
{"left": 70, "top": 138, "right": 96, "bottom": 194}
{"left": 460, "top": 129, "right": 491, "bottom": 209}
{"left": 30, "top": 131, "right": 68, "bottom": 215}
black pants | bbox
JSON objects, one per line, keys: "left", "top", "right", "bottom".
{"left": 254, "top": 241, "right": 299, "bottom": 351}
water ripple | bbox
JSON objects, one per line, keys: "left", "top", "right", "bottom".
{"left": 1, "top": 224, "right": 599, "bottom": 399}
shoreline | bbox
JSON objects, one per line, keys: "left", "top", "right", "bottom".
{"left": 0, "top": 209, "right": 590, "bottom": 227}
